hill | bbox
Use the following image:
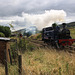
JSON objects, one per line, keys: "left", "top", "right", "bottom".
{"left": 12, "top": 22, "right": 75, "bottom": 33}
{"left": 59, "top": 22, "right": 75, "bottom": 28}
{"left": 67, "top": 22, "right": 75, "bottom": 27}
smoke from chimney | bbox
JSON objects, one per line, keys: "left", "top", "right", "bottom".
{"left": 22, "top": 10, "right": 67, "bottom": 30}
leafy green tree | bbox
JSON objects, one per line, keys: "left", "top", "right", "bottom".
{"left": 4, "top": 26, "right": 11, "bottom": 37}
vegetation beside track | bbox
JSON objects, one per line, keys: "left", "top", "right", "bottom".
{"left": 0, "top": 27, "right": 75, "bottom": 75}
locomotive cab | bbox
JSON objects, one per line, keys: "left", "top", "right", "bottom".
{"left": 60, "top": 23, "right": 71, "bottom": 39}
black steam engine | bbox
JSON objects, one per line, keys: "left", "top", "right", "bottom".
{"left": 42, "top": 23, "right": 75, "bottom": 48}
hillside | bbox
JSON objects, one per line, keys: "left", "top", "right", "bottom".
{"left": 67, "top": 22, "right": 75, "bottom": 27}
{"left": 12, "top": 22, "right": 75, "bottom": 34}
{"left": 59, "top": 22, "right": 75, "bottom": 28}
{"left": 0, "top": 22, "right": 75, "bottom": 75}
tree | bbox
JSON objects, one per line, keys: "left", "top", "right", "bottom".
{"left": 9, "top": 21, "right": 14, "bottom": 30}
{"left": 26, "top": 31, "right": 32, "bottom": 37}
{"left": 4, "top": 26, "right": 11, "bottom": 37}
{"left": 0, "top": 26, "right": 11, "bottom": 37}
{"left": 23, "top": 30, "right": 26, "bottom": 36}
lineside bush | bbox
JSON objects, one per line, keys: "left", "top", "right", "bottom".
{"left": 0, "top": 32, "right": 5, "bottom": 37}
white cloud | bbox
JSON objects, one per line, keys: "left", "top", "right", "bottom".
{"left": 22, "top": 10, "right": 67, "bottom": 30}
{"left": 0, "top": 9, "right": 75, "bottom": 31}
{"left": 0, "top": 0, "right": 75, "bottom": 17}
{"left": 66, "top": 16, "right": 75, "bottom": 23}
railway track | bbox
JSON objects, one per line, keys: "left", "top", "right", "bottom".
{"left": 63, "top": 45, "right": 75, "bottom": 53}
{"left": 27, "top": 38, "right": 75, "bottom": 53}
{"left": 29, "top": 39, "right": 48, "bottom": 47}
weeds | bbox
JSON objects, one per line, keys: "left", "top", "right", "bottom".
{"left": 66, "top": 62, "right": 69, "bottom": 72}
{"left": 22, "top": 48, "right": 75, "bottom": 75}
{"left": 59, "top": 67, "right": 62, "bottom": 75}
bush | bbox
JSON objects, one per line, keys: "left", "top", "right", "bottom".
{"left": 0, "top": 26, "right": 11, "bottom": 37}
{"left": 0, "top": 32, "right": 5, "bottom": 37}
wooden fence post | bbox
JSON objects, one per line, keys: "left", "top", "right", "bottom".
{"left": 5, "top": 49, "right": 8, "bottom": 75}
{"left": 8, "top": 49, "right": 12, "bottom": 65}
{"left": 24, "top": 37, "right": 26, "bottom": 50}
{"left": 18, "top": 55, "right": 22, "bottom": 75}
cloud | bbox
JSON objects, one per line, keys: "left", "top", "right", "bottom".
{"left": 0, "top": 9, "right": 75, "bottom": 31}
{"left": 0, "top": 0, "right": 75, "bottom": 17}
{"left": 0, "top": 0, "right": 75, "bottom": 31}
{"left": 22, "top": 10, "right": 66, "bottom": 30}
{"left": 66, "top": 16, "right": 75, "bottom": 23}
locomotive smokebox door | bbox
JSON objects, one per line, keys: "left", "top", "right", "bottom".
{"left": 0, "top": 37, "right": 10, "bottom": 64}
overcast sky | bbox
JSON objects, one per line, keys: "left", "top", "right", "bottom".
{"left": 0, "top": 0, "right": 75, "bottom": 31}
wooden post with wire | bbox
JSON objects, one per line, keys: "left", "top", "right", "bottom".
{"left": 5, "top": 41, "right": 10, "bottom": 75}
{"left": 8, "top": 49, "right": 12, "bottom": 65}
{"left": 5, "top": 48, "right": 8, "bottom": 75}
{"left": 18, "top": 55, "right": 22, "bottom": 75}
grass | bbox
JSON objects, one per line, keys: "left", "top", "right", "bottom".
{"left": 0, "top": 63, "right": 19, "bottom": 75}
{"left": 0, "top": 27, "right": 75, "bottom": 75}
{"left": 8, "top": 64, "right": 19, "bottom": 75}
{"left": 1, "top": 48, "right": 75, "bottom": 75}
{"left": 70, "top": 28, "right": 75, "bottom": 39}
{"left": 22, "top": 48, "right": 75, "bottom": 75}
{"left": 29, "top": 33, "right": 42, "bottom": 40}
{"left": 0, "top": 64, "right": 5, "bottom": 75}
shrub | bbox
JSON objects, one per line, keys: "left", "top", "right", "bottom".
{"left": 0, "top": 32, "right": 5, "bottom": 37}
{"left": 0, "top": 26, "right": 11, "bottom": 37}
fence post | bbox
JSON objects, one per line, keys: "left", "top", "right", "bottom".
{"left": 18, "top": 55, "right": 22, "bottom": 75}
{"left": 19, "top": 37, "right": 21, "bottom": 51}
{"left": 24, "top": 37, "right": 26, "bottom": 50}
{"left": 16, "top": 39, "right": 18, "bottom": 52}
{"left": 5, "top": 49, "right": 8, "bottom": 75}
{"left": 8, "top": 49, "right": 12, "bottom": 65}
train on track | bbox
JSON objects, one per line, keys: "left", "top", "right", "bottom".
{"left": 42, "top": 23, "right": 75, "bottom": 48}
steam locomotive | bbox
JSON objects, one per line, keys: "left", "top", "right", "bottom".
{"left": 42, "top": 23, "right": 75, "bottom": 48}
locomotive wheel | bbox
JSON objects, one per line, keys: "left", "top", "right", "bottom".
{"left": 55, "top": 42, "right": 60, "bottom": 49}
{"left": 59, "top": 42, "right": 65, "bottom": 49}
{"left": 59, "top": 45, "right": 64, "bottom": 49}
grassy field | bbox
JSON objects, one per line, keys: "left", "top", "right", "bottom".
{"left": 0, "top": 27, "right": 75, "bottom": 75}
{"left": 22, "top": 48, "right": 75, "bottom": 75}
{"left": 70, "top": 28, "right": 75, "bottom": 39}
{"left": 0, "top": 64, "right": 5, "bottom": 75}
{"left": 1, "top": 48, "right": 75, "bottom": 75}
{"left": 29, "top": 33, "right": 42, "bottom": 40}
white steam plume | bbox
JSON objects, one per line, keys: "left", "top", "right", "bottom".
{"left": 22, "top": 10, "right": 67, "bottom": 30}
